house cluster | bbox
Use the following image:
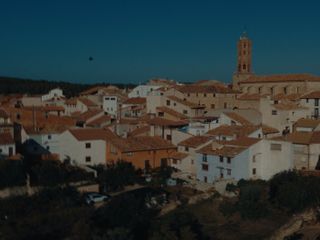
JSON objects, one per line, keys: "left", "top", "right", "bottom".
{"left": 2, "top": 33, "right": 320, "bottom": 184}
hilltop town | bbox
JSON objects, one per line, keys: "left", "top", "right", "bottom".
{"left": 2, "top": 33, "right": 320, "bottom": 181}
{"left": 2, "top": 33, "right": 320, "bottom": 239}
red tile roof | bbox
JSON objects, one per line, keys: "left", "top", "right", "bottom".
{"left": 206, "top": 125, "right": 259, "bottom": 137}
{"left": 123, "top": 97, "right": 146, "bottom": 105}
{"left": 69, "top": 128, "right": 116, "bottom": 141}
{"left": 0, "top": 133, "right": 14, "bottom": 145}
{"left": 148, "top": 117, "right": 188, "bottom": 127}
{"left": 178, "top": 136, "right": 211, "bottom": 148}
{"left": 110, "top": 136, "right": 176, "bottom": 153}
{"left": 223, "top": 112, "right": 253, "bottom": 126}
{"left": 156, "top": 106, "right": 187, "bottom": 120}
{"left": 241, "top": 74, "right": 320, "bottom": 83}
{"left": 86, "top": 115, "right": 112, "bottom": 127}
{"left": 301, "top": 91, "right": 320, "bottom": 99}
{"left": 167, "top": 96, "right": 205, "bottom": 109}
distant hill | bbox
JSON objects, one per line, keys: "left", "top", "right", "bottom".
{"left": 0, "top": 76, "right": 136, "bottom": 97}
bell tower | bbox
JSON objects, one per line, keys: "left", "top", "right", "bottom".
{"left": 232, "top": 31, "right": 253, "bottom": 90}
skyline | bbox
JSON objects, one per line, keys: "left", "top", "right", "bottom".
{"left": 1, "top": 0, "right": 320, "bottom": 84}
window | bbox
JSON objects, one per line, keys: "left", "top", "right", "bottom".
{"left": 158, "top": 112, "right": 164, "bottom": 117}
{"left": 85, "top": 143, "right": 91, "bottom": 149}
{"left": 211, "top": 104, "right": 215, "bottom": 109}
{"left": 253, "top": 155, "right": 256, "bottom": 163}
{"left": 315, "top": 99, "right": 319, "bottom": 107}
{"left": 272, "top": 110, "right": 278, "bottom": 115}
{"left": 227, "top": 157, "right": 231, "bottom": 164}
{"left": 213, "top": 93, "right": 216, "bottom": 97}
{"left": 187, "top": 93, "right": 190, "bottom": 97}
{"left": 315, "top": 108, "right": 319, "bottom": 117}
{"left": 252, "top": 168, "right": 256, "bottom": 175}
{"left": 48, "top": 135, "right": 52, "bottom": 140}
{"left": 46, "top": 146, "right": 50, "bottom": 150}
{"left": 161, "top": 158, "right": 168, "bottom": 167}
{"left": 271, "top": 143, "right": 282, "bottom": 151}
{"left": 183, "top": 110, "right": 188, "bottom": 114}
{"left": 202, "top": 154, "right": 207, "bottom": 162}
{"left": 204, "top": 93, "right": 207, "bottom": 97}
{"left": 172, "top": 159, "right": 177, "bottom": 164}
{"left": 204, "top": 176, "right": 207, "bottom": 183}
{"left": 219, "top": 156, "right": 223, "bottom": 163}
{"left": 166, "top": 100, "right": 170, "bottom": 106}
{"left": 202, "top": 164, "right": 208, "bottom": 171}
{"left": 0, "top": 149, "right": 2, "bottom": 153}
{"left": 196, "top": 93, "right": 198, "bottom": 97}
{"left": 224, "top": 103, "right": 227, "bottom": 109}
{"left": 243, "top": 64, "right": 246, "bottom": 70}
{"left": 284, "top": 87, "right": 287, "bottom": 94}
{"left": 85, "top": 156, "right": 91, "bottom": 162}
{"left": 185, "top": 146, "right": 189, "bottom": 152}
{"left": 173, "top": 102, "right": 176, "bottom": 106}
{"left": 191, "top": 159, "right": 194, "bottom": 165}
{"left": 166, "top": 135, "right": 172, "bottom": 141}
{"left": 227, "top": 169, "right": 231, "bottom": 176}
{"left": 110, "top": 97, "right": 115, "bottom": 100}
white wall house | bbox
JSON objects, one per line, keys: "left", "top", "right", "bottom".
{"left": 128, "top": 85, "right": 161, "bottom": 98}
{"left": 58, "top": 129, "right": 107, "bottom": 166}
{"left": 26, "top": 131, "right": 62, "bottom": 157}
{"left": 41, "top": 88, "right": 64, "bottom": 102}
{"left": 103, "top": 96, "right": 119, "bottom": 116}
{"left": 0, "top": 133, "right": 15, "bottom": 156}
{"left": 196, "top": 137, "right": 293, "bottom": 183}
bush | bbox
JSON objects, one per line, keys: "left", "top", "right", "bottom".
{"left": 219, "top": 201, "right": 237, "bottom": 217}
{"left": 269, "top": 170, "right": 320, "bottom": 213}
{"left": 98, "top": 161, "right": 138, "bottom": 192}
{"left": 0, "top": 159, "right": 26, "bottom": 189}
{"left": 237, "top": 181, "right": 269, "bottom": 219}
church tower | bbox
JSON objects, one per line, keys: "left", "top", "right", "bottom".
{"left": 232, "top": 31, "right": 253, "bottom": 90}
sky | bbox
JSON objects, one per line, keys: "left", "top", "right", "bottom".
{"left": 0, "top": 0, "right": 320, "bottom": 84}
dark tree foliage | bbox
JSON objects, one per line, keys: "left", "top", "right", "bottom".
{"left": 237, "top": 182, "right": 269, "bottom": 219}
{"left": 269, "top": 170, "right": 320, "bottom": 213}
{"left": 30, "top": 160, "right": 94, "bottom": 186}
{"left": 98, "top": 161, "right": 138, "bottom": 192}
{"left": 0, "top": 76, "right": 136, "bottom": 97}
{"left": 0, "top": 186, "right": 89, "bottom": 240}
{"left": 0, "top": 159, "right": 26, "bottom": 189}
{"left": 150, "top": 208, "right": 209, "bottom": 240}
{"left": 91, "top": 192, "right": 159, "bottom": 240}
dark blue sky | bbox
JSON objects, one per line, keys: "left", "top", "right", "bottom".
{"left": 0, "top": 0, "right": 319, "bottom": 84}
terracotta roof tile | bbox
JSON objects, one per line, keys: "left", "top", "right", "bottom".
{"left": 123, "top": 97, "right": 146, "bottom": 105}
{"left": 0, "top": 109, "right": 9, "bottom": 118}
{"left": 261, "top": 124, "right": 279, "bottom": 135}
{"left": 128, "top": 126, "right": 150, "bottom": 137}
{"left": 69, "top": 128, "right": 116, "bottom": 141}
{"left": 171, "top": 152, "right": 189, "bottom": 160}
{"left": 237, "top": 93, "right": 261, "bottom": 101}
{"left": 301, "top": 91, "right": 320, "bottom": 99}
{"left": 78, "top": 97, "right": 98, "bottom": 107}
{"left": 197, "top": 144, "right": 246, "bottom": 157}
{"left": 294, "top": 118, "right": 320, "bottom": 129}
{"left": 156, "top": 106, "right": 187, "bottom": 120}
{"left": 178, "top": 136, "right": 211, "bottom": 148}
{"left": 0, "top": 133, "right": 14, "bottom": 145}
{"left": 76, "top": 109, "right": 103, "bottom": 122}
{"left": 175, "top": 84, "right": 238, "bottom": 94}
{"left": 148, "top": 117, "right": 188, "bottom": 127}
{"left": 241, "top": 74, "right": 320, "bottom": 83}
{"left": 273, "top": 102, "right": 307, "bottom": 111}
{"left": 86, "top": 115, "right": 112, "bottom": 127}
{"left": 206, "top": 125, "right": 259, "bottom": 137}
{"left": 110, "top": 136, "right": 176, "bottom": 153}
{"left": 167, "top": 96, "right": 205, "bottom": 109}
{"left": 223, "top": 112, "right": 253, "bottom": 126}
